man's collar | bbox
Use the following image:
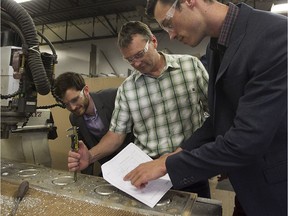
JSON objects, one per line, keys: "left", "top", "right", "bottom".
{"left": 210, "top": 38, "right": 226, "bottom": 53}
{"left": 134, "top": 52, "right": 180, "bottom": 81}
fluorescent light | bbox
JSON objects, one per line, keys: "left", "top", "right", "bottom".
{"left": 271, "top": 3, "right": 288, "bottom": 14}
{"left": 14, "top": 0, "right": 31, "bottom": 3}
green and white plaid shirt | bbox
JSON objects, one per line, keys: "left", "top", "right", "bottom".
{"left": 110, "top": 53, "right": 209, "bottom": 157}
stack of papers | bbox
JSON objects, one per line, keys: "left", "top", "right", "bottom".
{"left": 101, "top": 143, "right": 172, "bottom": 208}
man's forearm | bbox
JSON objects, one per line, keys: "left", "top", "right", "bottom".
{"left": 88, "top": 131, "right": 126, "bottom": 164}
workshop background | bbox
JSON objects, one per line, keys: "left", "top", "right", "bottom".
{"left": 1, "top": 0, "right": 286, "bottom": 215}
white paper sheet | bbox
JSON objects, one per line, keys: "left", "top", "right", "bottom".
{"left": 101, "top": 143, "right": 172, "bottom": 208}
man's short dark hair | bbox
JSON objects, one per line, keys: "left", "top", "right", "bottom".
{"left": 53, "top": 72, "right": 85, "bottom": 100}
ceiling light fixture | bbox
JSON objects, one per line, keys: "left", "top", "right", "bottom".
{"left": 14, "top": 0, "right": 31, "bottom": 3}
{"left": 271, "top": 3, "right": 288, "bottom": 15}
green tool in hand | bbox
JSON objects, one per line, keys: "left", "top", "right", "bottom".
{"left": 67, "top": 126, "right": 79, "bottom": 182}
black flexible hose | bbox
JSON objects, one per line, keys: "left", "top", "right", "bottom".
{"left": 1, "top": 19, "right": 26, "bottom": 45}
{"left": 2, "top": 0, "right": 51, "bottom": 95}
{"left": 37, "top": 31, "right": 57, "bottom": 58}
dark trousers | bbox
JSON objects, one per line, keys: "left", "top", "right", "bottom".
{"left": 173, "top": 180, "right": 211, "bottom": 198}
{"left": 233, "top": 196, "right": 246, "bottom": 216}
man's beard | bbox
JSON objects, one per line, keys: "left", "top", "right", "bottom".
{"left": 73, "top": 96, "right": 89, "bottom": 116}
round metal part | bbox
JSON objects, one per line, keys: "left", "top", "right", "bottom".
{"left": 18, "top": 168, "right": 39, "bottom": 177}
{"left": 51, "top": 176, "right": 76, "bottom": 186}
{"left": 156, "top": 198, "right": 171, "bottom": 206}
{"left": 94, "top": 184, "right": 118, "bottom": 196}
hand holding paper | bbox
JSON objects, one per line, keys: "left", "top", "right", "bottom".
{"left": 101, "top": 143, "right": 172, "bottom": 208}
{"left": 124, "top": 154, "right": 169, "bottom": 189}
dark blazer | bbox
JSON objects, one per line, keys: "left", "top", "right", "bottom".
{"left": 166, "top": 4, "right": 287, "bottom": 215}
{"left": 69, "top": 88, "right": 134, "bottom": 175}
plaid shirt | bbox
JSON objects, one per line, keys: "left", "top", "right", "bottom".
{"left": 110, "top": 53, "right": 209, "bottom": 157}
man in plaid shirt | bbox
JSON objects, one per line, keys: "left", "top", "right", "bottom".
{"left": 68, "top": 21, "right": 210, "bottom": 198}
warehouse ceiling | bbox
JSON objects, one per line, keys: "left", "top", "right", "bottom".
{"left": 20, "top": 0, "right": 147, "bottom": 26}
{"left": 18, "top": 0, "right": 281, "bottom": 24}
{"left": 3, "top": 0, "right": 285, "bottom": 44}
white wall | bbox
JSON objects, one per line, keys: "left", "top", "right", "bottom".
{"left": 40, "top": 32, "right": 209, "bottom": 78}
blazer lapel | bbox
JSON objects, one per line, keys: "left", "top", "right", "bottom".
{"left": 216, "top": 34, "right": 245, "bottom": 84}
{"left": 76, "top": 116, "right": 98, "bottom": 149}
{"left": 215, "top": 3, "right": 250, "bottom": 84}
{"left": 91, "top": 93, "right": 110, "bottom": 129}
{"left": 211, "top": 4, "right": 251, "bottom": 126}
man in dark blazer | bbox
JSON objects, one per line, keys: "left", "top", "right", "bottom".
{"left": 54, "top": 72, "right": 133, "bottom": 175}
{"left": 125, "top": 1, "right": 287, "bottom": 215}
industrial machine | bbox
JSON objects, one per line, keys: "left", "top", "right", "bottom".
{"left": 1, "top": 0, "right": 62, "bottom": 165}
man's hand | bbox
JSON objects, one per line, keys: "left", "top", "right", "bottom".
{"left": 123, "top": 155, "right": 168, "bottom": 189}
{"left": 67, "top": 140, "right": 90, "bottom": 171}
{"left": 123, "top": 148, "right": 182, "bottom": 189}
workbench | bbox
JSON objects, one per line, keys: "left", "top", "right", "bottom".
{"left": 1, "top": 159, "right": 222, "bottom": 215}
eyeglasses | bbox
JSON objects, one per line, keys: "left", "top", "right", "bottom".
{"left": 64, "top": 87, "right": 84, "bottom": 107}
{"left": 159, "top": 0, "right": 178, "bottom": 32}
{"left": 124, "top": 40, "right": 150, "bottom": 64}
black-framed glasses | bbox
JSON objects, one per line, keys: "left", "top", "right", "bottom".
{"left": 124, "top": 40, "right": 150, "bottom": 64}
{"left": 159, "top": 0, "right": 178, "bottom": 32}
